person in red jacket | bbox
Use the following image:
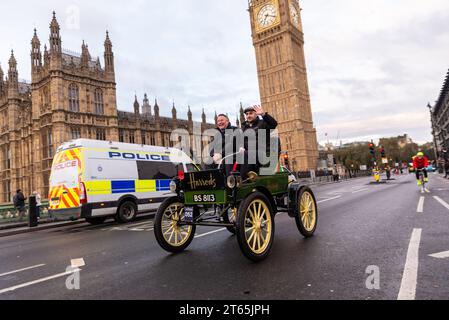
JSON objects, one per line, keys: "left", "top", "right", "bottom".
{"left": 413, "top": 152, "right": 429, "bottom": 186}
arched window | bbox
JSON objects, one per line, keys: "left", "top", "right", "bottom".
{"left": 68, "top": 84, "right": 80, "bottom": 112}
{"left": 43, "top": 86, "right": 50, "bottom": 108}
{"left": 94, "top": 89, "right": 104, "bottom": 115}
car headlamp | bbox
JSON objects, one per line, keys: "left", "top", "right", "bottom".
{"left": 227, "top": 175, "right": 237, "bottom": 189}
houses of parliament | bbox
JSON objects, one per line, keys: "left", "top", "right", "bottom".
{"left": 0, "top": 12, "right": 215, "bottom": 203}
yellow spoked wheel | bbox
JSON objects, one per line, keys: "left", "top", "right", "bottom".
{"left": 295, "top": 187, "right": 318, "bottom": 238}
{"left": 236, "top": 192, "right": 275, "bottom": 262}
{"left": 154, "top": 197, "right": 196, "bottom": 253}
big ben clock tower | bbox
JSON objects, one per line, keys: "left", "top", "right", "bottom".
{"left": 248, "top": 0, "right": 318, "bottom": 171}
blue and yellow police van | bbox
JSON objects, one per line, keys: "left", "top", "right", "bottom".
{"left": 48, "top": 139, "right": 195, "bottom": 224}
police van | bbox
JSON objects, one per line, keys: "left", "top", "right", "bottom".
{"left": 48, "top": 139, "right": 196, "bottom": 225}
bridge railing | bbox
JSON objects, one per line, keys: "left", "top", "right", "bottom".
{"left": 294, "top": 170, "right": 372, "bottom": 184}
{"left": 0, "top": 201, "right": 50, "bottom": 225}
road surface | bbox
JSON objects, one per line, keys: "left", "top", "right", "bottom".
{"left": 1, "top": 173, "right": 448, "bottom": 300}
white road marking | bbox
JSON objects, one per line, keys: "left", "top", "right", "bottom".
{"left": 71, "top": 258, "right": 85, "bottom": 268}
{"left": 327, "top": 192, "right": 344, "bottom": 196}
{"left": 0, "top": 264, "right": 46, "bottom": 278}
{"left": 195, "top": 228, "right": 227, "bottom": 239}
{"left": 398, "top": 228, "right": 422, "bottom": 300}
{"left": 0, "top": 268, "right": 81, "bottom": 295}
{"left": 317, "top": 196, "right": 341, "bottom": 204}
{"left": 352, "top": 188, "right": 368, "bottom": 194}
{"left": 126, "top": 220, "right": 154, "bottom": 228}
{"left": 429, "top": 251, "right": 449, "bottom": 259}
{"left": 417, "top": 197, "right": 425, "bottom": 213}
{"left": 434, "top": 196, "right": 449, "bottom": 211}
{"left": 102, "top": 220, "right": 154, "bottom": 231}
{"left": 103, "top": 227, "right": 122, "bottom": 231}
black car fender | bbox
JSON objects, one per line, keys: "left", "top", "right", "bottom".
{"left": 287, "top": 183, "right": 307, "bottom": 218}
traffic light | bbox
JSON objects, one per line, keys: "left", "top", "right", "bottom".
{"left": 283, "top": 153, "right": 289, "bottom": 167}
{"left": 369, "top": 143, "right": 375, "bottom": 156}
{"left": 380, "top": 147, "right": 386, "bottom": 158}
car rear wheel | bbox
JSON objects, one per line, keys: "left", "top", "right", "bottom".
{"left": 295, "top": 187, "right": 318, "bottom": 238}
{"left": 116, "top": 201, "right": 137, "bottom": 223}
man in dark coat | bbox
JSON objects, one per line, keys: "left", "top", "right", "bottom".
{"left": 209, "top": 114, "right": 239, "bottom": 175}
{"left": 240, "top": 105, "right": 280, "bottom": 178}
{"left": 13, "top": 189, "right": 26, "bottom": 222}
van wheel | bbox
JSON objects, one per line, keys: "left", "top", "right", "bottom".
{"left": 85, "top": 217, "right": 107, "bottom": 225}
{"left": 116, "top": 201, "right": 137, "bottom": 223}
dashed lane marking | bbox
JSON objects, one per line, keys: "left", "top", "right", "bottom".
{"left": 398, "top": 228, "right": 422, "bottom": 300}
{"left": 317, "top": 196, "right": 342, "bottom": 204}
{"left": 0, "top": 264, "right": 46, "bottom": 278}
{"left": 195, "top": 228, "right": 227, "bottom": 239}
{"left": 417, "top": 197, "right": 425, "bottom": 214}
{"left": 103, "top": 221, "right": 154, "bottom": 232}
{"left": 352, "top": 188, "right": 368, "bottom": 194}
{"left": 0, "top": 268, "right": 81, "bottom": 295}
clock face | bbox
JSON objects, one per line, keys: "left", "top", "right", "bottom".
{"left": 257, "top": 3, "right": 278, "bottom": 28}
{"left": 290, "top": 3, "right": 300, "bottom": 27}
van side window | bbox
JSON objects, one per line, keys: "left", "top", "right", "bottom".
{"left": 137, "top": 161, "right": 177, "bottom": 180}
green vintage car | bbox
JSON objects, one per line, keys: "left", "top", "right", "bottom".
{"left": 154, "top": 165, "right": 318, "bottom": 262}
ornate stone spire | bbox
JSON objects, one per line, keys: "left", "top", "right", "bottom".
{"left": 239, "top": 102, "right": 245, "bottom": 125}
{"left": 81, "top": 41, "right": 91, "bottom": 68}
{"left": 172, "top": 102, "right": 177, "bottom": 120}
{"left": 104, "top": 30, "right": 114, "bottom": 76}
{"left": 142, "top": 93, "right": 152, "bottom": 115}
{"left": 31, "top": 28, "right": 42, "bottom": 77}
{"left": 8, "top": 50, "right": 19, "bottom": 97}
{"left": 43, "top": 44, "right": 50, "bottom": 67}
{"left": 154, "top": 99, "right": 160, "bottom": 118}
{"left": 134, "top": 95, "right": 140, "bottom": 114}
{"left": 49, "top": 11, "right": 62, "bottom": 54}
{"left": 187, "top": 106, "right": 192, "bottom": 122}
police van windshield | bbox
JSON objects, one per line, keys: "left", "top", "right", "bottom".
{"left": 50, "top": 159, "right": 79, "bottom": 188}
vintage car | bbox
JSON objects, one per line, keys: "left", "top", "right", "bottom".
{"left": 153, "top": 161, "right": 318, "bottom": 262}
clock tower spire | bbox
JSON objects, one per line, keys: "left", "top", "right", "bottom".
{"left": 248, "top": 0, "right": 318, "bottom": 171}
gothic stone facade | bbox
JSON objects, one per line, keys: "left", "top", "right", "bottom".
{"left": 431, "top": 69, "right": 449, "bottom": 153}
{"left": 0, "top": 13, "right": 213, "bottom": 203}
{"left": 248, "top": 0, "right": 318, "bottom": 171}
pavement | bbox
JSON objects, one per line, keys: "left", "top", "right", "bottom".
{"left": 1, "top": 173, "right": 449, "bottom": 300}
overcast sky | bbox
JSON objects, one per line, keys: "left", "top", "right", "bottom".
{"left": 1, "top": 0, "right": 448, "bottom": 145}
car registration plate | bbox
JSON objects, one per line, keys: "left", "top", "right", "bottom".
{"left": 193, "top": 194, "right": 216, "bottom": 203}
{"left": 184, "top": 207, "right": 194, "bottom": 223}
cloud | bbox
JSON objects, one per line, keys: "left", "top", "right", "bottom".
{"left": 0, "top": 0, "right": 447, "bottom": 144}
